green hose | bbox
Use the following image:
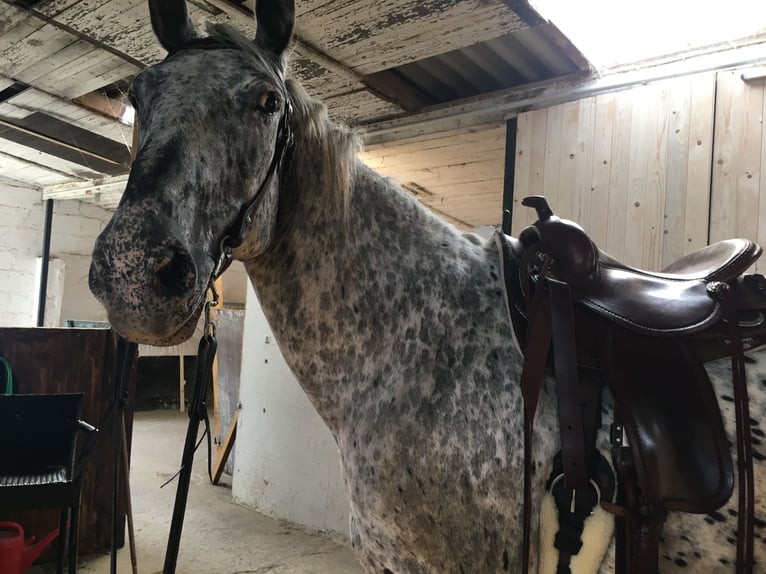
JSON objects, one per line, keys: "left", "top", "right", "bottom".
{"left": 0, "top": 357, "right": 12, "bottom": 395}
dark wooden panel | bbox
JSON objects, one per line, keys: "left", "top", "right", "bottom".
{"left": 0, "top": 328, "right": 136, "bottom": 560}
{"left": 0, "top": 110, "right": 131, "bottom": 168}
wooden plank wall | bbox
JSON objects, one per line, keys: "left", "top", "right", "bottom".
{"left": 710, "top": 72, "right": 766, "bottom": 272}
{"left": 513, "top": 73, "right": 716, "bottom": 271}
{"left": 360, "top": 125, "right": 506, "bottom": 228}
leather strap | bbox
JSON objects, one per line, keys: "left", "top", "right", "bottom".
{"left": 612, "top": 443, "right": 665, "bottom": 574}
{"left": 715, "top": 283, "right": 755, "bottom": 574}
{"left": 163, "top": 331, "right": 218, "bottom": 574}
{"left": 549, "top": 278, "right": 590, "bottom": 490}
{"left": 520, "top": 293, "right": 552, "bottom": 574}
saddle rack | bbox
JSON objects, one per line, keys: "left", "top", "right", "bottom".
{"left": 498, "top": 196, "right": 764, "bottom": 574}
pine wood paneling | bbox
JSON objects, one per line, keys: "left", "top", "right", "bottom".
{"left": 512, "top": 73, "right": 715, "bottom": 271}
{"left": 359, "top": 125, "right": 506, "bottom": 227}
{"left": 710, "top": 71, "right": 766, "bottom": 272}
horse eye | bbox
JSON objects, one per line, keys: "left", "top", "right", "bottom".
{"left": 257, "top": 91, "right": 280, "bottom": 114}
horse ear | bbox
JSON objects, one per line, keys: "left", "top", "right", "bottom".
{"left": 254, "top": 0, "right": 295, "bottom": 62}
{"left": 149, "top": 0, "right": 198, "bottom": 53}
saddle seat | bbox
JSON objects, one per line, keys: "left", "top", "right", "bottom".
{"left": 516, "top": 196, "right": 762, "bottom": 336}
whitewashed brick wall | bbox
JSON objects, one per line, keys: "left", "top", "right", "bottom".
{"left": 0, "top": 181, "right": 112, "bottom": 327}
{"left": 0, "top": 181, "right": 44, "bottom": 327}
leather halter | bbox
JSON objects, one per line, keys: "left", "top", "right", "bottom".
{"left": 164, "top": 36, "right": 295, "bottom": 284}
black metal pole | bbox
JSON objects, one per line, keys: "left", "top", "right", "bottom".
{"left": 36, "top": 199, "right": 54, "bottom": 327}
{"left": 502, "top": 117, "right": 518, "bottom": 235}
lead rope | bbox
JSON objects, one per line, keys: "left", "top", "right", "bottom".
{"left": 162, "top": 288, "right": 219, "bottom": 574}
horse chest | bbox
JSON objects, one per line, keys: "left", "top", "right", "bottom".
{"left": 334, "top": 367, "right": 559, "bottom": 573}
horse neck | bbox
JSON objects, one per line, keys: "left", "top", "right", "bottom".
{"left": 245, "top": 156, "right": 496, "bottom": 428}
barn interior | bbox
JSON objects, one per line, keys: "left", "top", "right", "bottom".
{"left": 1, "top": 0, "right": 766, "bottom": 572}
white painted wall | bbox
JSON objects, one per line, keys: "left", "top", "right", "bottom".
{"left": 51, "top": 199, "right": 112, "bottom": 324}
{"left": 233, "top": 281, "right": 351, "bottom": 538}
{"left": 0, "top": 181, "right": 45, "bottom": 326}
{"left": 0, "top": 180, "right": 112, "bottom": 327}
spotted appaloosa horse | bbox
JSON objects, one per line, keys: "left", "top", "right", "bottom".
{"left": 89, "top": 0, "right": 765, "bottom": 571}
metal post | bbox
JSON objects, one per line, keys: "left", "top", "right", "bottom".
{"left": 36, "top": 199, "right": 54, "bottom": 327}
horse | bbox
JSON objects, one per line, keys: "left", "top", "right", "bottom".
{"left": 88, "top": 0, "right": 766, "bottom": 571}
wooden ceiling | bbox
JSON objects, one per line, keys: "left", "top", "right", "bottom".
{"left": 0, "top": 0, "right": 591, "bottom": 227}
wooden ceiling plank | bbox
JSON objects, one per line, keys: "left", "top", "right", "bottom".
{"left": 361, "top": 69, "right": 434, "bottom": 112}
{"left": 300, "top": 0, "right": 526, "bottom": 75}
{"left": 9, "top": 87, "right": 132, "bottom": 144}
{"left": 55, "top": 58, "right": 139, "bottom": 100}
{"left": 0, "top": 1, "right": 33, "bottom": 34}
{"left": 1, "top": 24, "right": 78, "bottom": 79}
{"left": 496, "top": 0, "right": 545, "bottom": 27}
{"left": 31, "top": 47, "right": 115, "bottom": 95}
{"left": 0, "top": 118, "right": 129, "bottom": 175}
{"left": 323, "top": 90, "right": 402, "bottom": 125}
{"left": 0, "top": 78, "right": 15, "bottom": 93}
{"left": 0, "top": 18, "right": 47, "bottom": 72}
{"left": 0, "top": 149, "right": 81, "bottom": 186}
{"left": 36, "top": 0, "right": 111, "bottom": 19}
{"left": 206, "top": 0, "right": 411, "bottom": 113}
{"left": 0, "top": 139, "right": 104, "bottom": 179}
{"left": 6, "top": 1, "right": 146, "bottom": 69}
{"left": 0, "top": 101, "right": 34, "bottom": 120}
{"left": 13, "top": 39, "right": 96, "bottom": 86}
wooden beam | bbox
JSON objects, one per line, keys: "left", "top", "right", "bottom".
{"left": 212, "top": 410, "right": 238, "bottom": 485}
{"left": 0, "top": 114, "right": 130, "bottom": 175}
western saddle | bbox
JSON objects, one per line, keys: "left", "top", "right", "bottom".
{"left": 497, "top": 196, "right": 765, "bottom": 574}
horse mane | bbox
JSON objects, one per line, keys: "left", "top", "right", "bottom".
{"left": 206, "top": 22, "right": 361, "bottom": 224}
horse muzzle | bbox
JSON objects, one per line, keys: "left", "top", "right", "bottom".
{"left": 89, "top": 224, "right": 209, "bottom": 346}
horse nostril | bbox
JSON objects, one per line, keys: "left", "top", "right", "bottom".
{"left": 155, "top": 247, "right": 197, "bottom": 297}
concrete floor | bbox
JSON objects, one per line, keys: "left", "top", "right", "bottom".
{"left": 31, "top": 410, "right": 362, "bottom": 574}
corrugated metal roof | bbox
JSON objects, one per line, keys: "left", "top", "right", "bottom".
{"left": 386, "top": 24, "right": 585, "bottom": 105}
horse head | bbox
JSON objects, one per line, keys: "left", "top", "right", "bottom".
{"left": 89, "top": 0, "right": 295, "bottom": 345}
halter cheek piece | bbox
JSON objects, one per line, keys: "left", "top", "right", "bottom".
{"left": 210, "top": 98, "right": 293, "bottom": 282}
